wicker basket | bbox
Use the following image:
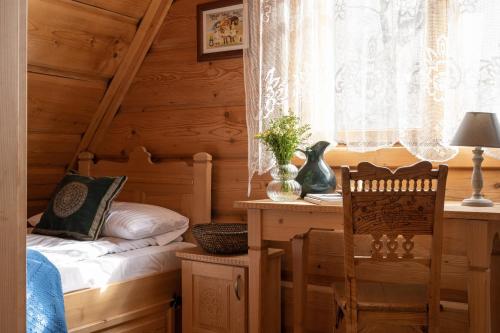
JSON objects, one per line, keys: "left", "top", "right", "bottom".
{"left": 192, "top": 223, "right": 248, "bottom": 255}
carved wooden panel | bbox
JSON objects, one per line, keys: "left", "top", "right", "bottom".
{"left": 77, "top": 146, "right": 212, "bottom": 226}
{"left": 193, "top": 276, "right": 231, "bottom": 331}
{"left": 351, "top": 192, "right": 436, "bottom": 235}
{"left": 340, "top": 161, "right": 448, "bottom": 331}
{"left": 364, "top": 234, "right": 420, "bottom": 261}
{"left": 344, "top": 161, "right": 445, "bottom": 261}
{"left": 350, "top": 161, "right": 439, "bottom": 182}
{"left": 183, "top": 260, "right": 247, "bottom": 333}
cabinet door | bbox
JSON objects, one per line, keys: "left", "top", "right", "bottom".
{"left": 182, "top": 261, "right": 247, "bottom": 333}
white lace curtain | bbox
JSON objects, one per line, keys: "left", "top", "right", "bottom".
{"left": 244, "top": 0, "right": 500, "bottom": 190}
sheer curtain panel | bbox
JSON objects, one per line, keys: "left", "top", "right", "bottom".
{"left": 244, "top": 0, "right": 500, "bottom": 192}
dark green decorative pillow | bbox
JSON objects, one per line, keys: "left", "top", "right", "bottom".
{"left": 34, "top": 174, "right": 127, "bottom": 241}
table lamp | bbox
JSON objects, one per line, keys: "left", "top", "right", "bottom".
{"left": 450, "top": 112, "right": 500, "bottom": 207}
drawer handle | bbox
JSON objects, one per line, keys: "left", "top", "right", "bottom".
{"left": 234, "top": 275, "right": 241, "bottom": 301}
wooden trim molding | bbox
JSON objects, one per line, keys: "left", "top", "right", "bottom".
{"left": 0, "top": 0, "right": 27, "bottom": 330}
{"left": 292, "top": 146, "right": 500, "bottom": 170}
{"left": 68, "top": 0, "right": 174, "bottom": 169}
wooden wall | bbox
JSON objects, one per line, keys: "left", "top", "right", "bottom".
{"left": 28, "top": 0, "right": 500, "bottom": 221}
{"left": 25, "top": 0, "right": 500, "bottom": 331}
{"left": 27, "top": 0, "right": 155, "bottom": 216}
{"left": 95, "top": 0, "right": 500, "bottom": 221}
{"left": 92, "top": 0, "right": 500, "bottom": 331}
{"left": 95, "top": 0, "right": 267, "bottom": 222}
{"left": 26, "top": 0, "right": 500, "bottom": 228}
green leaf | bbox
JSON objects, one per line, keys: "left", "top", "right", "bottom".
{"left": 255, "top": 114, "right": 311, "bottom": 166}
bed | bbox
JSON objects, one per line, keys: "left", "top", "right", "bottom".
{"left": 38, "top": 146, "right": 212, "bottom": 333}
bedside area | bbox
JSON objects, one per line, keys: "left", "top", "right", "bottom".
{"left": 176, "top": 247, "right": 284, "bottom": 333}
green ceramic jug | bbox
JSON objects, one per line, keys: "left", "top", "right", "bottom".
{"left": 296, "top": 141, "right": 336, "bottom": 198}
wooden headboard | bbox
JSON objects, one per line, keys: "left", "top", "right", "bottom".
{"left": 77, "top": 146, "right": 212, "bottom": 229}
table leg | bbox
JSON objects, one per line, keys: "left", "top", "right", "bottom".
{"left": 491, "top": 236, "right": 500, "bottom": 333}
{"left": 468, "top": 269, "right": 491, "bottom": 333}
{"left": 292, "top": 233, "right": 310, "bottom": 333}
{"left": 249, "top": 247, "right": 269, "bottom": 333}
{"left": 248, "top": 209, "right": 269, "bottom": 333}
{"left": 466, "top": 221, "right": 494, "bottom": 333}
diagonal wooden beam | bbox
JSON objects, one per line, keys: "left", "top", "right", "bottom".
{"left": 68, "top": 0, "right": 173, "bottom": 169}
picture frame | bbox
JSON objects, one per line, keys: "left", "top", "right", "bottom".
{"left": 197, "top": 0, "right": 248, "bottom": 62}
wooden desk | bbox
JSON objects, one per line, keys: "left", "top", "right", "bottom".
{"left": 234, "top": 200, "right": 500, "bottom": 333}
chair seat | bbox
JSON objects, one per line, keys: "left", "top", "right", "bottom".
{"left": 333, "top": 281, "right": 428, "bottom": 313}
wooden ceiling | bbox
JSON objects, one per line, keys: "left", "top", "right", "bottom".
{"left": 27, "top": 0, "right": 173, "bottom": 215}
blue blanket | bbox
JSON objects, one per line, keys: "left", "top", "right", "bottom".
{"left": 27, "top": 249, "right": 67, "bottom": 333}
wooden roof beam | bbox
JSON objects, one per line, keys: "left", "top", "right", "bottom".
{"left": 68, "top": 0, "right": 173, "bottom": 169}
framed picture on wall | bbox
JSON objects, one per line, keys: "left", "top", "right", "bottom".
{"left": 197, "top": 0, "right": 248, "bottom": 62}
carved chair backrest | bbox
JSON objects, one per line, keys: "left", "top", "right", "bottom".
{"left": 341, "top": 161, "right": 448, "bottom": 317}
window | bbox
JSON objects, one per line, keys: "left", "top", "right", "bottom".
{"left": 244, "top": 0, "right": 500, "bottom": 182}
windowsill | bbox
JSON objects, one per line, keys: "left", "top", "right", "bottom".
{"left": 293, "top": 145, "right": 500, "bottom": 169}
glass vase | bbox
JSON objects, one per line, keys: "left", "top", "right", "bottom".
{"left": 267, "top": 164, "right": 302, "bottom": 202}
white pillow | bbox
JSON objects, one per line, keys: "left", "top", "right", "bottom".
{"left": 27, "top": 202, "right": 189, "bottom": 244}
{"left": 102, "top": 202, "right": 189, "bottom": 240}
{"left": 154, "top": 234, "right": 185, "bottom": 246}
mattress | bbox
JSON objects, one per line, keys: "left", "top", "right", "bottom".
{"left": 27, "top": 234, "right": 195, "bottom": 293}
{"left": 58, "top": 241, "right": 195, "bottom": 293}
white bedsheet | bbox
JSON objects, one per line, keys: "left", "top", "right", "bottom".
{"left": 57, "top": 242, "right": 194, "bottom": 293}
{"left": 27, "top": 234, "right": 159, "bottom": 265}
{"left": 27, "top": 234, "right": 195, "bottom": 293}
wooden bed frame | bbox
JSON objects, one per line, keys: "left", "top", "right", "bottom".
{"left": 64, "top": 146, "right": 212, "bottom": 333}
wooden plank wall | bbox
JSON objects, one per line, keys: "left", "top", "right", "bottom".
{"left": 20, "top": 0, "right": 496, "bottom": 331}
{"left": 93, "top": 1, "right": 500, "bottom": 331}
{"left": 27, "top": 0, "right": 151, "bottom": 215}
{"left": 95, "top": 0, "right": 500, "bottom": 222}
{"left": 95, "top": 0, "right": 266, "bottom": 222}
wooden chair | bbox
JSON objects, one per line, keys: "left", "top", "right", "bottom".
{"left": 334, "top": 161, "right": 448, "bottom": 333}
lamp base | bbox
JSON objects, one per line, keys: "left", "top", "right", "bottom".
{"left": 461, "top": 196, "right": 494, "bottom": 207}
{"left": 462, "top": 147, "right": 494, "bottom": 207}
